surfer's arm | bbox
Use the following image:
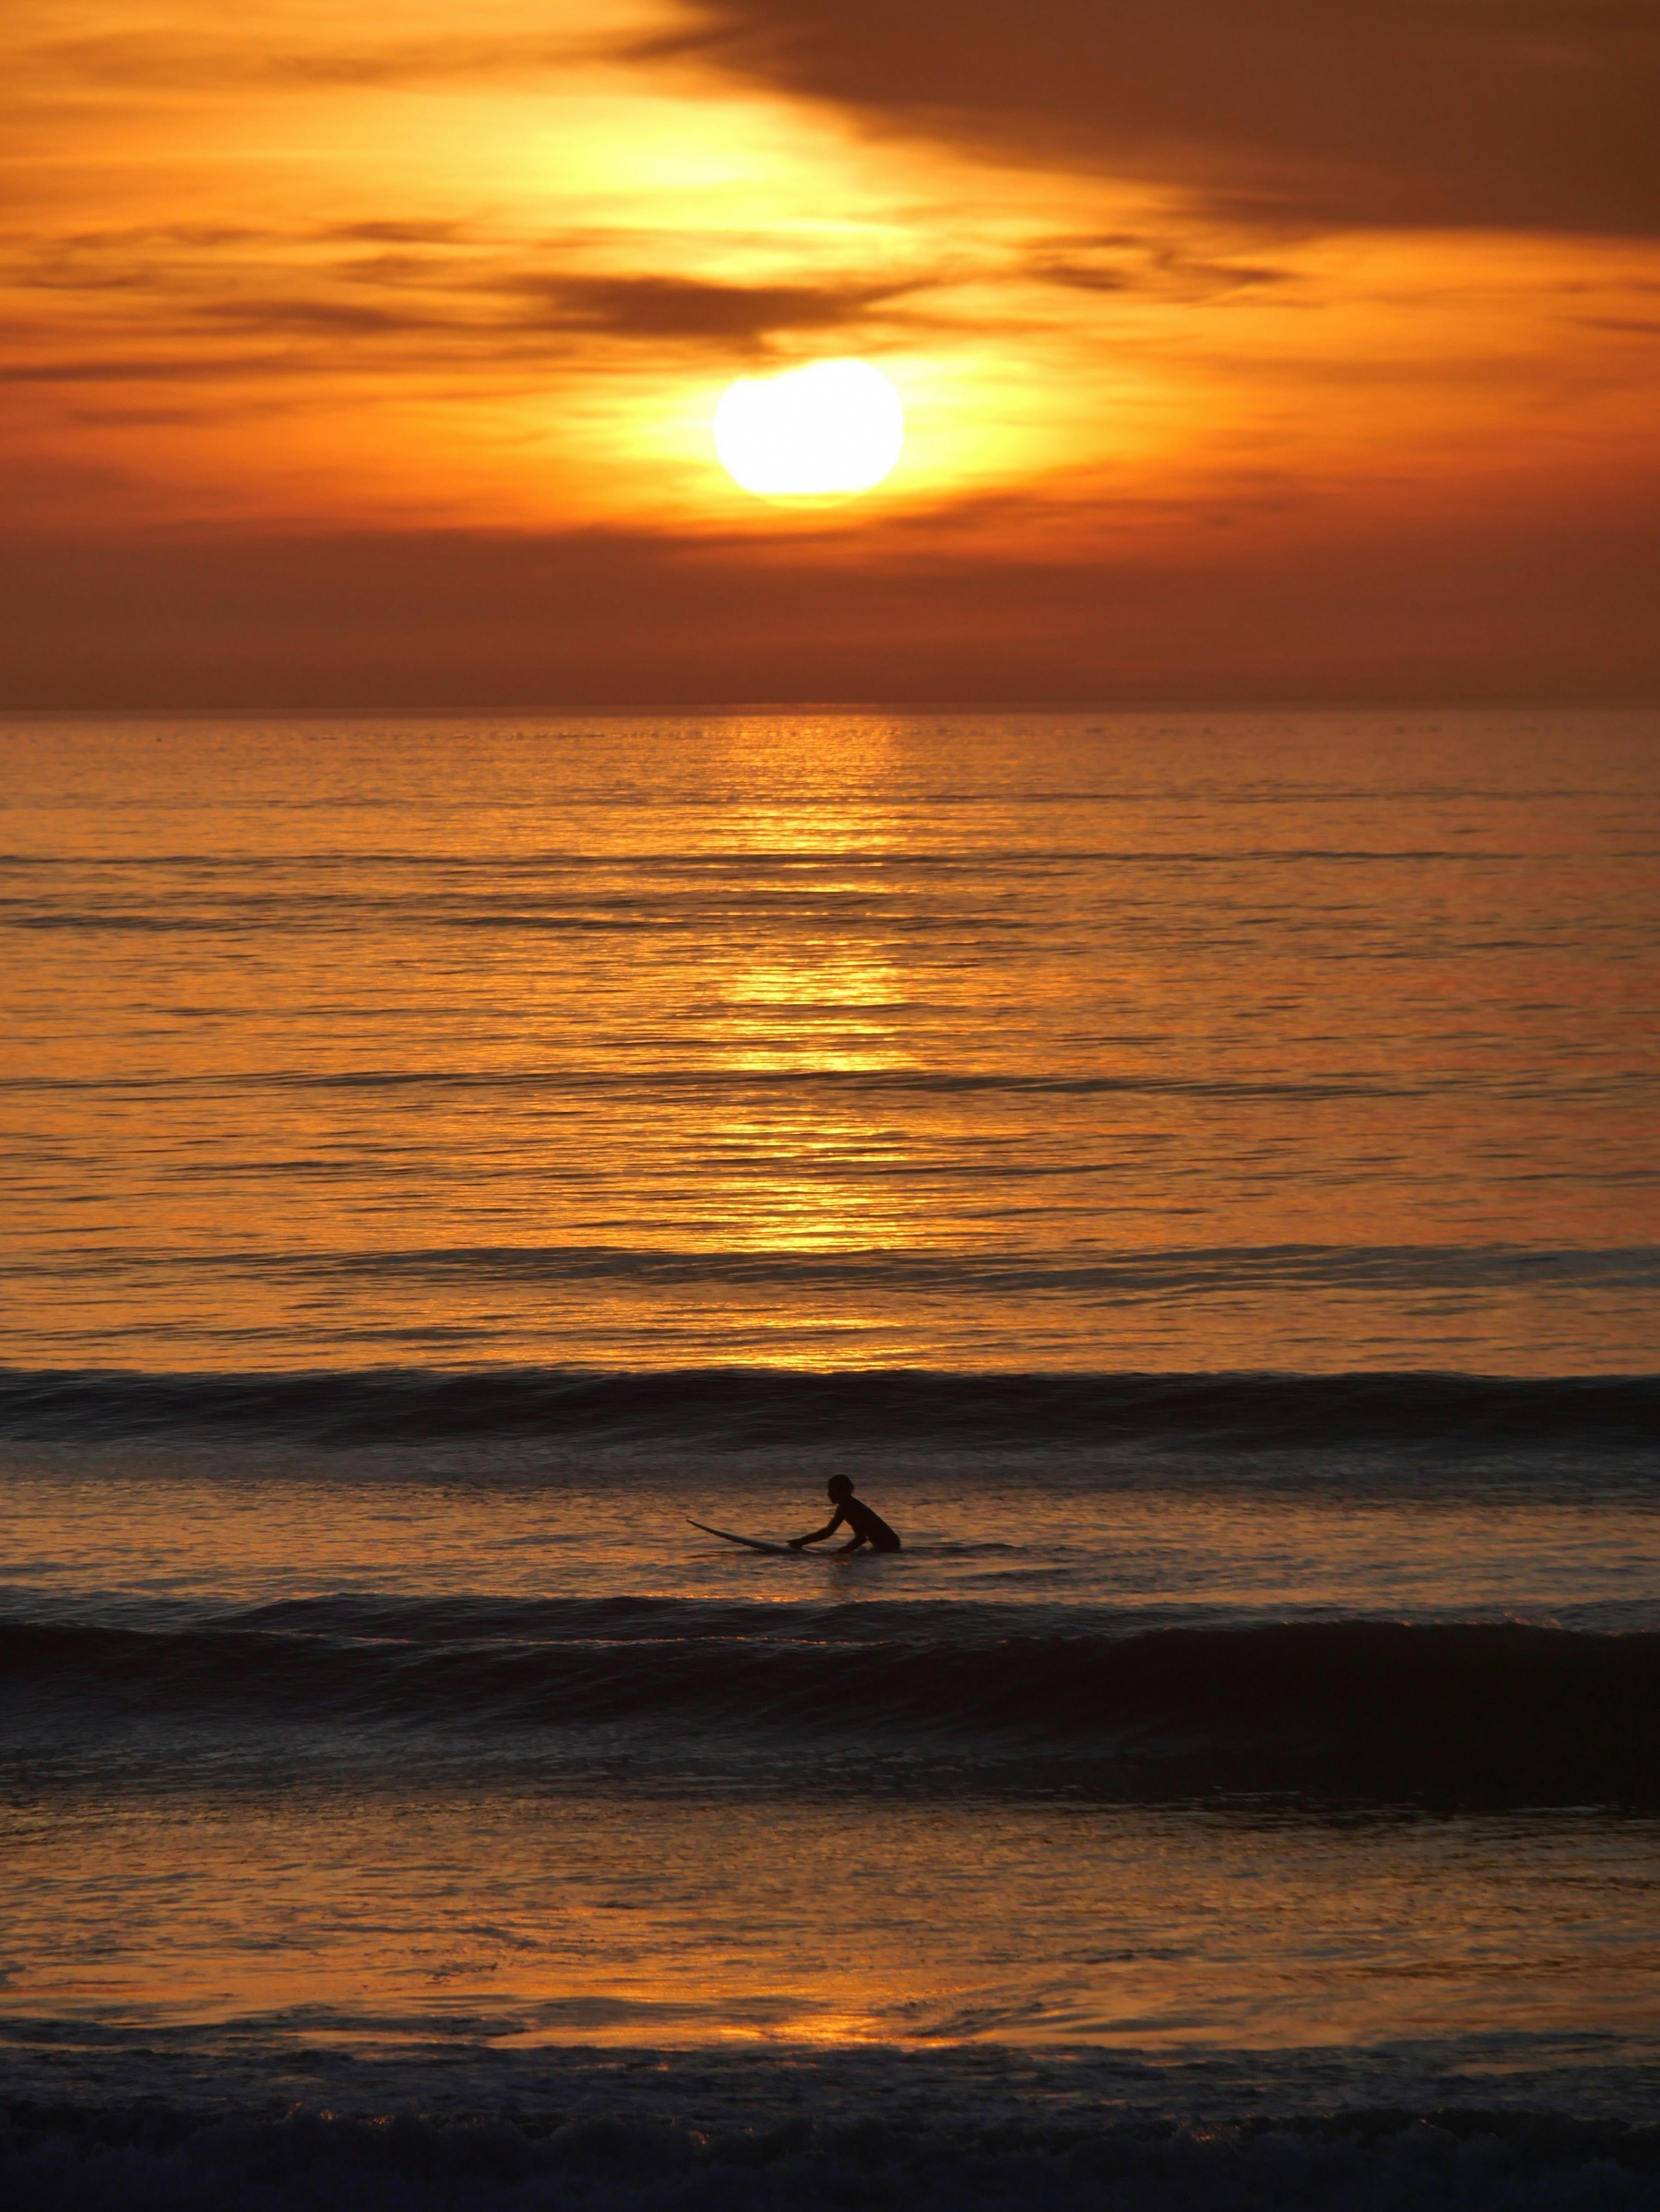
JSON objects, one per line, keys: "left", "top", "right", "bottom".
{"left": 788, "top": 1510, "right": 846, "bottom": 1550}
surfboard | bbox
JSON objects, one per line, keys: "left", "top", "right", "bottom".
{"left": 687, "top": 1518, "right": 800, "bottom": 1555}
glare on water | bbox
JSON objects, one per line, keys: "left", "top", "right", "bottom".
{"left": 2, "top": 708, "right": 1655, "bottom": 1373}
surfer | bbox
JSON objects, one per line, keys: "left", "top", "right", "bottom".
{"left": 788, "top": 1474, "right": 901, "bottom": 1555}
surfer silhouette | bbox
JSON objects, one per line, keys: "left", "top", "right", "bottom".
{"left": 789, "top": 1473, "right": 901, "bottom": 1555}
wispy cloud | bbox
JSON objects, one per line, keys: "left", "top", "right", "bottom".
{"left": 1027, "top": 238, "right": 1293, "bottom": 302}
{"left": 2, "top": 226, "right": 941, "bottom": 384}
{"left": 30, "top": 28, "right": 611, "bottom": 92}
{"left": 509, "top": 272, "right": 924, "bottom": 342}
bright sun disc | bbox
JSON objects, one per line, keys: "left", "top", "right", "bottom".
{"left": 714, "top": 359, "right": 904, "bottom": 497}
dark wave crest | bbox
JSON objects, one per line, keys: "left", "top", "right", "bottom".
{"left": 1, "top": 1364, "right": 1654, "bottom": 1452}
{"left": 8, "top": 1600, "right": 1659, "bottom": 1807}
{"left": 22, "top": 1240, "right": 1660, "bottom": 1295}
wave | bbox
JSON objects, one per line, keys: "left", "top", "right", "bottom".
{"left": 8, "top": 1601, "right": 1659, "bottom": 1807}
{"left": 17, "top": 1241, "right": 1659, "bottom": 1297}
{"left": 2, "top": 1065, "right": 1632, "bottom": 1101}
{"left": 1, "top": 1362, "right": 1654, "bottom": 1452}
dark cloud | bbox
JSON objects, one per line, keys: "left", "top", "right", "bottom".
{"left": 323, "top": 222, "right": 472, "bottom": 246}
{"left": 0, "top": 353, "right": 303, "bottom": 384}
{"left": 1, "top": 260, "right": 930, "bottom": 378}
{"left": 199, "top": 297, "right": 458, "bottom": 337}
{"left": 658, "top": 0, "right": 1660, "bottom": 236}
{"left": 511, "top": 273, "right": 921, "bottom": 344}
{"left": 228, "top": 266, "right": 919, "bottom": 349}
{"left": 1028, "top": 238, "right": 1291, "bottom": 300}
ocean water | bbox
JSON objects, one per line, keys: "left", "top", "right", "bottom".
{"left": 3, "top": 708, "right": 1659, "bottom": 2209}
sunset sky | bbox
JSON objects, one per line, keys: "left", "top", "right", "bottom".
{"left": 5, "top": 0, "right": 1658, "bottom": 704}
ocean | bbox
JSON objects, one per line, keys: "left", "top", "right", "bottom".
{"left": 3, "top": 707, "right": 1659, "bottom": 2208}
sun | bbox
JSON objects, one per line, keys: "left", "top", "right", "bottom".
{"left": 714, "top": 359, "right": 905, "bottom": 497}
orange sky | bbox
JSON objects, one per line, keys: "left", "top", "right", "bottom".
{"left": 5, "top": 0, "right": 1659, "bottom": 704}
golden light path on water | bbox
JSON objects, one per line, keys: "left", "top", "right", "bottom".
{"left": 2, "top": 710, "right": 1656, "bottom": 1371}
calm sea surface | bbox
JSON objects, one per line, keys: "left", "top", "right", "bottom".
{"left": 3, "top": 710, "right": 1659, "bottom": 2205}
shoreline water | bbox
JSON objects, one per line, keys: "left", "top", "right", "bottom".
{"left": 10, "top": 2039, "right": 1660, "bottom": 2211}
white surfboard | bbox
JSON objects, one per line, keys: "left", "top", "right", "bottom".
{"left": 687, "top": 1518, "right": 800, "bottom": 1555}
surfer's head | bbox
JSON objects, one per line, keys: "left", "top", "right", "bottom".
{"left": 826, "top": 1474, "right": 854, "bottom": 1503}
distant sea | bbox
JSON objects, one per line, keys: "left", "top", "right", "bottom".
{"left": 4, "top": 709, "right": 1659, "bottom": 2209}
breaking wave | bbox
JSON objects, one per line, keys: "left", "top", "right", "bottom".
{"left": 8, "top": 1598, "right": 1659, "bottom": 1808}
{"left": 1, "top": 1363, "right": 1654, "bottom": 1452}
